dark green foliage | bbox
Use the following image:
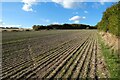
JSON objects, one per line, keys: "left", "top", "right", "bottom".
{"left": 97, "top": 2, "right": 120, "bottom": 36}
{"left": 32, "top": 25, "right": 47, "bottom": 31}
{"left": 32, "top": 24, "right": 97, "bottom": 31}
{"left": 0, "top": 27, "right": 6, "bottom": 29}
{"left": 6, "top": 27, "right": 19, "bottom": 29}
{"left": 25, "top": 29, "right": 30, "bottom": 31}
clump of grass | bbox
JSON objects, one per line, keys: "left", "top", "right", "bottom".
{"left": 98, "top": 34, "right": 120, "bottom": 79}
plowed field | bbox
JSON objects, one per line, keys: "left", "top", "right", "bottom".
{"left": 2, "top": 30, "right": 109, "bottom": 79}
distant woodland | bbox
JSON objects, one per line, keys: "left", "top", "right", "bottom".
{"left": 32, "top": 24, "right": 97, "bottom": 31}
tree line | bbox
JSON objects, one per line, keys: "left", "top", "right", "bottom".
{"left": 96, "top": 2, "right": 120, "bottom": 36}
{"left": 32, "top": 24, "right": 97, "bottom": 31}
{"left": 0, "top": 27, "right": 19, "bottom": 29}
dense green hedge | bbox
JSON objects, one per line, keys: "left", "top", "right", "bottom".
{"left": 97, "top": 2, "right": 120, "bottom": 36}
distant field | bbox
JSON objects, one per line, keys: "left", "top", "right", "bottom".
{"left": 2, "top": 30, "right": 110, "bottom": 79}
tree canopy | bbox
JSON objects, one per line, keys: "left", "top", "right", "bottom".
{"left": 96, "top": 2, "right": 120, "bottom": 36}
{"left": 32, "top": 24, "right": 96, "bottom": 31}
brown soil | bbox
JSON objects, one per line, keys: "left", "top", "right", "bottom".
{"left": 99, "top": 31, "right": 119, "bottom": 52}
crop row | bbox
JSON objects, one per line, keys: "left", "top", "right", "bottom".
{"left": 2, "top": 32, "right": 90, "bottom": 80}
{"left": 2, "top": 30, "right": 110, "bottom": 79}
{"left": 2, "top": 32, "right": 84, "bottom": 71}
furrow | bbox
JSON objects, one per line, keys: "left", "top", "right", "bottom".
{"left": 9, "top": 44, "right": 71, "bottom": 79}
{"left": 80, "top": 38, "right": 94, "bottom": 78}
{"left": 52, "top": 38, "right": 89, "bottom": 78}
{"left": 2, "top": 35, "right": 79, "bottom": 74}
{"left": 69, "top": 37, "right": 91, "bottom": 78}
{"left": 25, "top": 43, "right": 78, "bottom": 79}
{"left": 88, "top": 39, "right": 97, "bottom": 78}
{"left": 37, "top": 43, "right": 80, "bottom": 78}
{"left": 61, "top": 39, "right": 91, "bottom": 78}
{"left": 70, "top": 37, "right": 92, "bottom": 79}
{"left": 2, "top": 41, "right": 71, "bottom": 80}
{"left": 25, "top": 38, "right": 85, "bottom": 79}
{"left": 45, "top": 37, "right": 89, "bottom": 79}
{"left": 10, "top": 37, "right": 83, "bottom": 79}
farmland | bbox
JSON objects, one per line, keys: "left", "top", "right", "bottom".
{"left": 2, "top": 30, "right": 110, "bottom": 79}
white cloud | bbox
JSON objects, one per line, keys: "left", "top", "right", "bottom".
{"left": 22, "top": 3, "right": 33, "bottom": 11}
{"left": 100, "top": 0, "right": 117, "bottom": 2}
{"left": 52, "top": 22, "right": 59, "bottom": 24}
{"left": 100, "top": 0, "right": 114, "bottom": 5}
{"left": 74, "top": 20, "right": 79, "bottom": 23}
{"left": 21, "top": 0, "right": 115, "bottom": 12}
{"left": 52, "top": 0, "right": 85, "bottom": 9}
{"left": 92, "top": 3, "right": 101, "bottom": 8}
{"left": 69, "top": 15, "right": 86, "bottom": 23}
{"left": 69, "top": 16, "right": 81, "bottom": 21}
{"left": 22, "top": 0, "right": 37, "bottom": 12}
{"left": 45, "top": 19, "right": 50, "bottom": 23}
{"left": 0, "top": 20, "right": 4, "bottom": 26}
{"left": 82, "top": 16, "right": 86, "bottom": 19}
{"left": 40, "top": 19, "right": 50, "bottom": 23}
{"left": 84, "top": 10, "right": 88, "bottom": 13}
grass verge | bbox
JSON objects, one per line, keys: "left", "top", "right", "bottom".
{"left": 98, "top": 33, "right": 120, "bottom": 79}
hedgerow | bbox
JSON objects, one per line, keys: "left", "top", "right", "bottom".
{"left": 97, "top": 2, "right": 120, "bottom": 36}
